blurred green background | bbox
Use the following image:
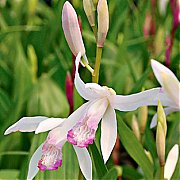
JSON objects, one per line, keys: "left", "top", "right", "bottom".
{"left": 0, "top": 0, "right": 179, "bottom": 179}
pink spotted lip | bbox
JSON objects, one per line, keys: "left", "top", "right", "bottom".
{"left": 38, "top": 159, "right": 62, "bottom": 171}
{"left": 37, "top": 143, "right": 63, "bottom": 171}
{"left": 67, "top": 123, "right": 96, "bottom": 148}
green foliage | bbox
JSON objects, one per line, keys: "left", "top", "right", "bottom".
{"left": 0, "top": 0, "right": 179, "bottom": 180}
{"left": 117, "top": 114, "right": 153, "bottom": 180}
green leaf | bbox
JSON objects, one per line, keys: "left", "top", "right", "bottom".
{"left": 89, "top": 143, "right": 108, "bottom": 178}
{"left": 57, "top": 142, "right": 79, "bottom": 179}
{"left": 27, "top": 75, "right": 69, "bottom": 117}
{"left": 117, "top": 114, "right": 154, "bottom": 179}
{"left": 0, "top": 88, "right": 11, "bottom": 120}
{"left": 0, "top": 151, "right": 29, "bottom": 156}
{"left": 144, "top": 127, "right": 157, "bottom": 161}
{"left": 130, "top": 67, "right": 151, "bottom": 94}
{"left": 122, "top": 165, "right": 143, "bottom": 180}
{"left": 0, "top": 169, "right": 19, "bottom": 179}
{"left": 102, "top": 166, "right": 122, "bottom": 180}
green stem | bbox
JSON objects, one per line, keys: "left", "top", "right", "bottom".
{"left": 81, "top": 58, "right": 94, "bottom": 74}
{"left": 160, "top": 165, "right": 165, "bottom": 180}
{"left": 92, "top": 47, "right": 102, "bottom": 83}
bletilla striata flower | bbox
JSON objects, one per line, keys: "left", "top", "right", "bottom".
{"left": 65, "top": 52, "right": 172, "bottom": 163}
{"left": 150, "top": 60, "right": 180, "bottom": 128}
{"left": 4, "top": 114, "right": 92, "bottom": 180}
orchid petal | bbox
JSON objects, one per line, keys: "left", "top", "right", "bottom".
{"left": 109, "top": 88, "right": 174, "bottom": 112}
{"left": 62, "top": 1, "right": 85, "bottom": 56}
{"left": 35, "top": 118, "right": 66, "bottom": 134}
{"left": 27, "top": 144, "right": 43, "bottom": 180}
{"left": 101, "top": 106, "right": 117, "bottom": 163}
{"left": 73, "top": 146, "right": 92, "bottom": 180}
{"left": 38, "top": 137, "right": 65, "bottom": 171}
{"left": 75, "top": 53, "right": 105, "bottom": 100}
{"left": 151, "top": 60, "right": 180, "bottom": 108}
{"left": 4, "top": 116, "right": 48, "bottom": 135}
{"left": 47, "top": 102, "right": 91, "bottom": 144}
{"left": 67, "top": 98, "right": 108, "bottom": 147}
{"left": 164, "top": 144, "right": 179, "bottom": 180}
{"left": 150, "top": 107, "right": 179, "bottom": 128}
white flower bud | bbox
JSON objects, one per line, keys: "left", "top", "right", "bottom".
{"left": 97, "top": 0, "right": 109, "bottom": 47}
{"left": 83, "top": 0, "right": 96, "bottom": 26}
{"left": 62, "top": 1, "right": 85, "bottom": 56}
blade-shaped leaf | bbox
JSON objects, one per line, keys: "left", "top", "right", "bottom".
{"left": 89, "top": 143, "right": 108, "bottom": 178}
{"left": 102, "top": 166, "right": 122, "bottom": 180}
{"left": 57, "top": 142, "right": 79, "bottom": 179}
{"left": 122, "top": 165, "right": 143, "bottom": 179}
{"left": 117, "top": 114, "right": 154, "bottom": 179}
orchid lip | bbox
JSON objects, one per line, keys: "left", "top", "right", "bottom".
{"left": 67, "top": 123, "right": 96, "bottom": 148}
{"left": 38, "top": 143, "right": 63, "bottom": 171}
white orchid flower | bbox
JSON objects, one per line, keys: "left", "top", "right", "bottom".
{"left": 164, "top": 144, "right": 179, "bottom": 180}
{"left": 4, "top": 113, "right": 92, "bottom": 180}
{"left": 60, "top": 52, "right": 172, "bottom": 163}
{"left": 150, "top": 60, "right": 180, "bottom": 128}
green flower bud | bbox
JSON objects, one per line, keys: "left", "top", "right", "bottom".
{"left": 131, "top": 115, "right": 141, "bottom": 141}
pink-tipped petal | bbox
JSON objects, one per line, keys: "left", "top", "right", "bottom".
{"left": 4, "top": 116, "right": 48, "bottom": 135}
{"left": 67, "top": 98, "right": 108, "bottom": 148}
{"left": 37, "top": 129, "right": 65, "bottom": 171}
{"left": 62, "top": 2, "right": 85, "bottom": 56}
{"left": 164, "top": 144, "right": 179, "bottom": 180}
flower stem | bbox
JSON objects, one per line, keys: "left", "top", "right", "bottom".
{"left": 160, "top": 165, "right": 165, "bottom": 180}
{"left": 81, "top": 57, "right": 94, "bottom": 74}
{"left": 92, "top": 46, "right": 102, "bottom": 83}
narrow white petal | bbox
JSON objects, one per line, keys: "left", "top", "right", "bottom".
{"left": 4, "top": 116, "right": 48, "bottom": 135}
{"left": 150, "top": 107, "right": 179, "bottom": 128}
{"left": 27, "top": 144, "right": 43, "bottom": 180}
{"left": 74, "top": 53, "right": 104, "bottom": 100}
{"left": 151, "top": 59, "right": 180, "bottom": 107}
{"left": 164, "top": 144, "right": 179, "bottom": 180}
{"left": 35, "top": 118, "right": 66, "bottom": 134}
{"left": 109, "top": 88, "right": 174, "bottom": 112}
{"left": 101, "top": 106, "right": 117, "bottom": 163}
{"left": 73, "top": 146, "right": 92, "bottom": 180}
